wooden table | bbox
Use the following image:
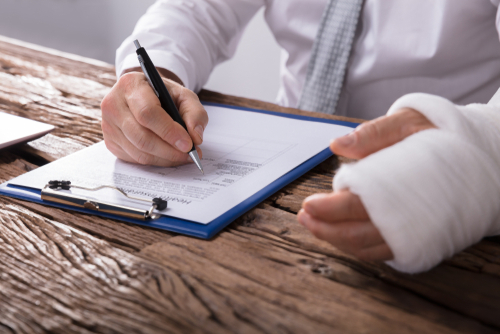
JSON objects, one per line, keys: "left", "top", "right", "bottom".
{"left": 0, "top": 35, "right": 499, "bottom": 334}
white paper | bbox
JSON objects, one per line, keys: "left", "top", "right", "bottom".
{"left": 10, "top": 105, "right": 352, "bottom": 224}
{"left": 0, "top": 112, "right": 54, "bottom": 149}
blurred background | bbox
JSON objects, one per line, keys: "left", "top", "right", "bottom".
{"left": 0, "top": 0, "right": 281, "bottom": 102}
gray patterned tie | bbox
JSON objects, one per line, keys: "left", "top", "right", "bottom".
{"left": 298, "top": 0, "right": 364, "bottom": 114}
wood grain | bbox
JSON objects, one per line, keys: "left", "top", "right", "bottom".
{"left": 1, "top": 36, "right": 499, "bottom": 333}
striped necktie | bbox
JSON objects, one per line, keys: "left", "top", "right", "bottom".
{"left": 298, "top": 0, "right": 364, "bottom": 114}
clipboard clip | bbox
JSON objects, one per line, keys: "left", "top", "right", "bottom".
{"left": 41, "top": 180, "right": 168, "bottom": 221}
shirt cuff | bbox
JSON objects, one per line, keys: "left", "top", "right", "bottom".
{"left": 116, "top": 51, "right": 191, "bottom": 90}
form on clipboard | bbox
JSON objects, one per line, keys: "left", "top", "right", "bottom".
{"left": 0, "top": 103, "right": 357, "bottom": 239}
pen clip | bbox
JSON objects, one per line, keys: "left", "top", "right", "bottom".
{"left": 138, "top": 54, "right": 159, "bottom": 97}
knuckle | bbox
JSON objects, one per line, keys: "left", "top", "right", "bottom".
{"left": 135, "top": 132, "right": 154, "bottom": 153}
{"left": 135, "top": 104, "right": 154, "bottom": 127}
{"left": 158, "top": 121, "right": 176, "bottom": 143}
{"left": 118, "top": 72, "right": 139, "bottom": 90}
{"left": 100, "top": 93, "right": 116, "bottom": 118}
{"left": 101, "top": 87, "right": 127, "bottom": 123}
{"left": 135, "top": 152, "right": 153, "bottom": 165}
{"left": 100, "top": 94, "right": 111, "bottom": 112}
{"left": 101, "top": 119, "right": 112, "bottom": 135}
{"left": 362, "top": 120, "right": 382, "bottom": 140}
{"left": 399, "top": 109, "right": 434, "bottom": 136}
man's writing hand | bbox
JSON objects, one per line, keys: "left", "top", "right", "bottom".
{"left": 101, "top": 71, "right": 208, "bottom": 166}
{"left": 298, "top": 108, "right": 435, "bottom": 261}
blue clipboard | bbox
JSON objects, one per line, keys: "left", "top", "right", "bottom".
{"left": 0, "top": 102, "right": 358, "bottom": 239}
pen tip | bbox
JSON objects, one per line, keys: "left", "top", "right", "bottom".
{"left": 189, "top": 150, "right": 204, "bottom": 175}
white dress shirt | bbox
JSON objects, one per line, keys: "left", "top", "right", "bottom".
{"left": 117, "top": 0, "right": 500, "bottom": 119}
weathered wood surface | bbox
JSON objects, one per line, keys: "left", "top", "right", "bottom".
{"left": 0, "top": 35, "right": 499, "bottom": 334}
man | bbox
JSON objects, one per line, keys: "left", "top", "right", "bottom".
{"left": 101, "top": 0, "right": 500, "bottom": 273}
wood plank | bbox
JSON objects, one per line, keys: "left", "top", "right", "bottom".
{"left": 0, "top": 200, "right": 229, "bottom": 334}
{"left": 141, "top": 231, "right": 495, "bottom": 334}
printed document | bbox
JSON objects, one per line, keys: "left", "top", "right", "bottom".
{"left": 10, "top": 105, "right": 352, "bottom": 224}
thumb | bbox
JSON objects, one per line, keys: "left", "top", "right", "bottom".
{"left": 163, "top": 78, "right": 209, "bottom": 146}
{"left": 331, "top": 108, "right": 435, "bottom": 159}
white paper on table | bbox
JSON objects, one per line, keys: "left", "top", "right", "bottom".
{"left": 0, "top": 112, "right": 54, "bottom": 149}
{"left": 10, "top": 105, "right": 353, "bottom": 224}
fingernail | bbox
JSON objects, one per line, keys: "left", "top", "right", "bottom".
{"left": 175, "top": 139, "right": 191, "bottom": 152}
{"left": 336, "top": 133, "right": 355, "bottom": 147}
{"left": 195, "top": 125, "right": 204, "bottom": 141}
{"left": 186, "top": 155, "right": 193, "bottom": 163}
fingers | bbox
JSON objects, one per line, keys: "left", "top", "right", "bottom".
{"left": 330, "top": 107, "right": 436, "bottom": 159}
{"left": 298, "top": 209, "right": 383, "bottom": 251}
{"left": 302, "top": 191, "right": 369, "bottom": 222}
{"left": 120, "top": 114, "right": 189, "bottom": 162}
{"left": 297, "top": 209, "right": 393, "bottom": 261}
{"left": 101, "top": 72, "right": 209, "bottom": 166}
{"left": 299, "top": 190, "right": 393, "bottom": 262}
{"left": 102, "top": 119, "right": 189, "bottom": 167}
{"left": 125, "top": 77, "right": 194, "bottom": 153}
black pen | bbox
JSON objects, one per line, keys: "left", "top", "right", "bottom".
{"left": 134, "top": 39, "right": 204, "bottom": 174}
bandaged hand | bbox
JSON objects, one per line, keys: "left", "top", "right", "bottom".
{"left": 300, "top": 93, "right": 500, "bottom": 273}
{"left": 298, "top": 108, "right": 435, "bottom": 262}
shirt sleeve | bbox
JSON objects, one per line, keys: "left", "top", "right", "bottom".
{"left": 115, "top": 0, "right": 264, "bottom": 92}
{"left": 333, "top": 92, "right": 500, "bottom": 274}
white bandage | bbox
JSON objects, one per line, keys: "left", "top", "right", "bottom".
{"left": 333, "top": 92, "right": 500, "bottom": 273}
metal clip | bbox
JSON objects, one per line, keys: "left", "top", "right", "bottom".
{"left": 41, "top": 180, "right": 167, "bottom": 221}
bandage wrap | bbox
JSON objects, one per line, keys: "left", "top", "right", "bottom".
{"left": 333, "top": 92, "right": 500, "bottom": 273}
